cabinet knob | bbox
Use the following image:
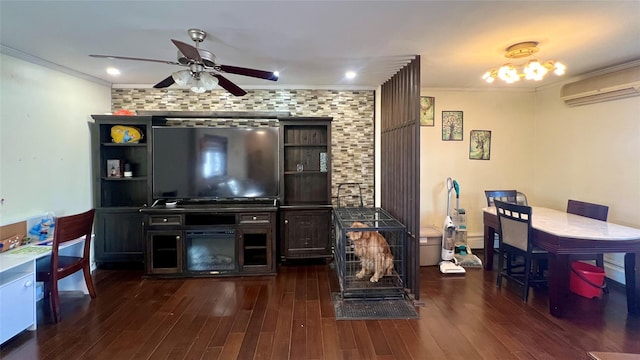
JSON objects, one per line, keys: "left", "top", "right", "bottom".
{"left": 176, "top": 236, "right": 180, "bottom": 240}
{"left": 252, "top": 216, "right": 257, "bottom": 220}
{"left": 24, "top": 280, "right": 33, "bottom": 287}
{"left": 163, "top": 218, "right": 168, "bottom": 222}
{"left": 284, "top": 219, "right": 289, "bottom": 224}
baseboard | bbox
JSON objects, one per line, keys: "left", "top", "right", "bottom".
{"left": 604, "top": 261, "right": 625, "bottom": 285}
{"left": 467, "top": 233, "right": 484, "bottom": 250}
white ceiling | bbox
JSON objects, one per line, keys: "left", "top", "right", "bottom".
{"left": 1, "top": 1, "right": 639, "bottom": 92}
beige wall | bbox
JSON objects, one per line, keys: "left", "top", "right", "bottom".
{"left": 419, "top": 89, "right": 535, "bottom": 246}
{"left": 533, "top": 83, "right": 640, "bottom": 282}
{"left": 0, "top": 54, "right": 111, "bottom": 225}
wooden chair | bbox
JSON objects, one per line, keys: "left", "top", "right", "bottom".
{"left": 495, "top": 200, "right": 547, "bottom": 302}
{"left": 516, "top": 191, "right": 528, "bottom": 206}
{"left": 485, "top": 190, "right": 522, "bottom": 255}
{"left": 36, "top": 209, "right": 96, "bottom": 322}
{"left": 485, "top": 190, "right": 518, "bottom": 206}
{"left": 567, "top": 199, "right": 609, "bottom": 291}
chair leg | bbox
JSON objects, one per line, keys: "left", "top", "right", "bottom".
{"left": 523, "top": 256, "right": 532, "bottom": 302}
{"left": 82, "top": 264, "right": 97, "bottom": 298}
{"left": 50, "top": 280, "right": 60, "bottom": 323}
{"left": 496, "top": 248, "right": 505, "bottom": 287}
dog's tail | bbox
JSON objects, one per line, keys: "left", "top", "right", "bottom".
{"left": 385, "top": 257, "right": 394, "bottom": 275}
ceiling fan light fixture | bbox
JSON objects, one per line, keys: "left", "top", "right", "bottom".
{"left": 199, "top": 72, "right": 219, "bottom": 91}
{"left": 483, "top": 41, "right": 566, "bottom": 84}
{"left": 172, "top": 70, "right": 192, "bottom": 86}
{"left": 190, "top": 78, "right": 208, "bottom": 93}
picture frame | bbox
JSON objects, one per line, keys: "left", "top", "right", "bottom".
{"left": 107, "top": 159, "right": 122, "bottom": 178}
{"left": 442, "top": 111, "right": 463, "bottom": 141}
{"left": 469, "top": 130, "right": 491, "bottom": 160}
{"left": 420, "top": 96, "right": 435, "bottom": 126}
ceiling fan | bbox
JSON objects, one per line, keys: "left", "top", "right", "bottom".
{"left": 90, "top": 28, "right": 278, "bottom": 96}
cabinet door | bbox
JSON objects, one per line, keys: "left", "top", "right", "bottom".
{"left": 0, "top": 272, "right": 35, "bottom": 344}
{"left": 146, "top": 231, "right": 183, "bottom": 274}
{"left": 281, "top": 209, "right": 332, "bottom": 260}
{"left": 239, "top": 226, "right": 274, "bottom": 274}
{"left": 94, "top": 209, "right": 144, "bottom": 265}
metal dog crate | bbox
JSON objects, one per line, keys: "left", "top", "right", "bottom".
{"left": 334, "top": 207, "right": 407, "bottom": 299}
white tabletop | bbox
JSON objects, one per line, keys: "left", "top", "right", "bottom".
{"left": 483, "top": 206, "right": 640, "bottom": 241}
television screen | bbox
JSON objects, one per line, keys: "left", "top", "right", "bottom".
{"left": 152, "top": 126, "right": 279, "bottom": 200}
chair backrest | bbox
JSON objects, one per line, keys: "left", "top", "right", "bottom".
{"left": 494, "top": 200, "right": 532, "bottom": 252}
{"left": 516, "top": 191, "right": 528, "bottom": 205}
{"left": 485, "top": 190, "right": 518, "bottom": 206}
{"left": 567, "top": 200, "right": 608, "bottom": 221}
{"left": 51, "top": 209, "right": 95, "bottom": 263}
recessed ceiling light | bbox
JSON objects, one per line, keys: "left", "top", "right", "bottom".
{"left": 106, "top": 67, "right": 120, "bottom": 76}
{"left": 345, "top": 71, "right": 357, "bottom": 79}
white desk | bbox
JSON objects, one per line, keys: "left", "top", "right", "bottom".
{"left": 0, "top": 239, "right": 88, "bottom": 344}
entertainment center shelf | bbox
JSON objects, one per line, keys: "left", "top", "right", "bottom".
{"left": 142, "top": 205, "right": 277, "bottom": 276}
{"left": 91, "top": 112, "right": 332, "bottom": 275}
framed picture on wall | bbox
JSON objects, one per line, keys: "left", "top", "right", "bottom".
{"left": 442, "top": 111, "right": 463, "bottom": 141}
{"left": 420, "top": 96, "right": 435, "bottom": 126}
{"left": 469, "top": 130, "right": 491, "bottom": 160}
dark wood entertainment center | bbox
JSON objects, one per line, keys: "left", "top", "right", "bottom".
{"left": 90, "top": 112, "right": 332, "bottom": 276}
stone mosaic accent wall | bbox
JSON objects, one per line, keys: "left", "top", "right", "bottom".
{"left": 111, "top": 88, "right": 375, "bottom": 205}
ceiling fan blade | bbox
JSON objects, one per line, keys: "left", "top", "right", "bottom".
{"left": 171, "top": 40, "right": 202, "bottom": 62}
{"left": 89, "top": 54, "right": 180, "bottom": 65}
{"left": 218, "top": 65, "right": 279, "bottom": 81}
{"left": 153, "top": 75, "right": 175, "bottom": 89}
{"left": 213, "top": 74, "right": 247, "bottom": 96}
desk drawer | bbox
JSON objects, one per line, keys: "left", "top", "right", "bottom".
{"left": 239, "top": 213, "right": 271, "bottom": 224}
{"left": 148, "top": 215, "right": 183, "bottom": 226}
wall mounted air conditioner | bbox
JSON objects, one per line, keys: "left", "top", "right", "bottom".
{"left": 560, "top": 64, "right": 640, "bottom": 106}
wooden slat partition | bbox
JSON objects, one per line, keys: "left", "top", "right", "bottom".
{"left": 380, "top": 56, "right": 421, "bottom": 298}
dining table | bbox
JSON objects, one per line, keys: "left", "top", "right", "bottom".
{"left": 483, "top": 206, "right": 640, "bottom": 317}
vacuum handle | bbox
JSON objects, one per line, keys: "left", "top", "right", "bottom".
{"left": 453, "top": 180, "right": 460, "bottom": 198}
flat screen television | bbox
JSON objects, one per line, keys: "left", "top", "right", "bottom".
{"left": 152, "top": 126, "right": 279, "bottom": 201}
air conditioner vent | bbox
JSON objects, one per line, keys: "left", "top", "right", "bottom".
{"left": 560, "top": 64, "right": 640, "bottom": 106}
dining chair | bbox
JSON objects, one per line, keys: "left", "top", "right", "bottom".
{"left": 495, "top": 200, "right": 547, "bottom": 302}
{"left": 567, "top": 199, "right": 609, "bottom": 292}
{"left": 516, "top": 191, "right": 528, "bottom": 206}
{"left": 36, "top": 209, "right": 96, "bottom": 322}
{"left": 485, "top": 190, "right": 521, "bottom": 255}
{"left": 484, "top": 190, "right": 518, "bottom": 206}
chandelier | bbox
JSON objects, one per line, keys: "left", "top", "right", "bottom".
{"left": 482, "top": 41, "right": 566, "bottom": 84}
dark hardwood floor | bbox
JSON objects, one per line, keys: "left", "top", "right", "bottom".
{"left": 2, "top": 260, "right": 639, "bottom": 360}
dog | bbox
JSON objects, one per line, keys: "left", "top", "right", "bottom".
{"left": 346, "top": 221, "right": 394, "bottom": 282}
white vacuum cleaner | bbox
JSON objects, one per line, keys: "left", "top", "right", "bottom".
{"left": 440, "top": 177, "right": 466, "bottom": 274}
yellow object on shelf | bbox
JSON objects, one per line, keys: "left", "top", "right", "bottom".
{"left": 111, "top": 125, "right": 143, "bottom": 143}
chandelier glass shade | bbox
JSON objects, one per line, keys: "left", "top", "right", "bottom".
{"left": 483, "top": 42, "right": 565, "bottom": 84}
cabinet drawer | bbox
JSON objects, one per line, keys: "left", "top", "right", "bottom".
{"left": 239, "top": 213, "right": 271, "bottom": 224}
{"left": 148, "top": 215, "right": 183, "bottom": 226}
